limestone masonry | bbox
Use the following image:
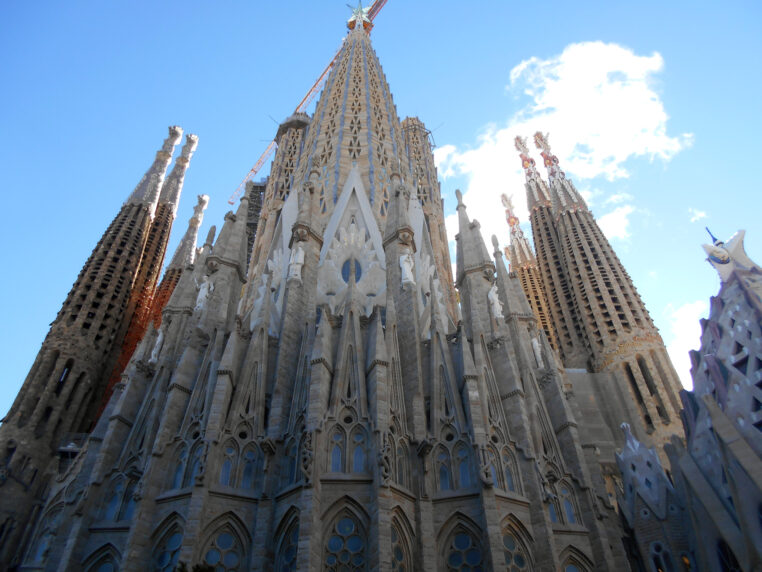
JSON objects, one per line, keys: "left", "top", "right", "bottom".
{"left": 1, "top": 5, "right": 760, "bottom": 572}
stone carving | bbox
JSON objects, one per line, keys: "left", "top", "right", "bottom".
{"left": 531, "top": 337, "right": 544, "bottom": 369}
{"left": 479, "top": 446, "right": 494, "bottom": 488}
{"left": 194, "top": 276, "right": 214, "bottom": 314}
{"left": 300, "top": 431, "right": 314, "bottom": 486}
{"left": 149, "top": 327, "right": 165, "bottom": 365}
{"left": 288, "top": 243, "right": 305, "bottom": 283}
{"left": 488, "top": 284, "right": 504, "bottom": 320}
{"left": 379, "top": 431, "right": 392, "bottom": 486}
{"left": 400, "top": 251, "right": 415, "bottom": 286}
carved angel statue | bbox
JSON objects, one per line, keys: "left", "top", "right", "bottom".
{"left": 194, "top": 276, "right": 214, "bottom": 314}
{"left": 488, "top": 284, "right": 504, "bottom": 320}
{"left": 400, "top": 252, "right": 415, "bottom": 286}
{"left": 288, "top": 243, "right": 305, "bottom": 283}
{"left": 531, "top": 337, "right": 544, "bottom": 369}
{"left": 149, "top": 327, "right": 165, "bottom": 365}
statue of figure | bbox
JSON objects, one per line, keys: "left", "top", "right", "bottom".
{"left": 149, "top": 327, "right": 165, "bottom": 365}
{"left": 195, "top": 276, "right": 214, "bottom": 314}
{"left": 488, "top": 284, "right": 504, "bottom": 320}
{"left": 288, "top": 243, "right": 305, "bottom": 283}
{"left": 531, "top": 337, "right": 544, "bottom": 369}
{"left": 400, "top": 251, "right": 415, "bottom": 286}
{"left": 379, "top": 432, "right": 392, "bottom": 486}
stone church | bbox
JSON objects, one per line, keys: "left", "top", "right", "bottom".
{"left": 1, "top": 4, "right": 759, "bottom": 571}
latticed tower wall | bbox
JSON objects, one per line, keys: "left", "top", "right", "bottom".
{"left": 509, "top": 235, "right": 559, "bottom": 351}
{"left": 290, "top": 24, "right": 407, "bottom": 228}
{"left": 402, "top": 116, "right": 457, "bottom": 322}
{"left": 534, "top": 133, "right": 684, "bottom": 446}
{"left": 526, "top": 179, "right": 589, "bottom": 368}
{"left": 98, "top": 135, "right": 198, "bottom": 418}
{"left": 248, "top": 115, "right": 309, "bottom": 279}
{"left": 0, "top": 127, "right": 180, "bottom": 558}
{"left": 245, "top": 180, "right": 265, "bottom": 265}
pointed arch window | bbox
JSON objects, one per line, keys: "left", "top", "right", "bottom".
{"left": 455, "top": 444, "right": 472, "bottom": 488}
{"left": 502, "top": 448, "right": 518, "bottom": 493}
{"left": 240, "top": 446, "right": 260, "bottom": 490}
{"left": 185, "top": 443, "right": 204, "bottom": 486}
{"left": 28, "top": 507, "right": 63, "bottom": 564}
{"left": 202, "top": 528, "right": 245, "bottom": 571}
{"left": 559, "top": 484, "right": 578, "bottom": 524}
{"left": 153, "top": 528, "right": 183, "bottom": 572}
{"left": 391, "top": 521, "right": 412, "bottom": 572}
{"left": 444, "top": 527, "right": 484, "bottom": 571}
{"left": 219, "top": 441, "right": 238, "bottom": 487}
{"left": 395, "top": 441, "right": 409, "bottom": 488}
{"left": 485, "top": 446, "right": 499, "bottom": 488}
{"left": 324, "top": 512, "right": 366, "bottom": 571}
{"left": 351, "top": 427, "right": 367, "bottom": 473}
{"left": 284, "top": 438, "right": 299, "bottom": 485}
{"left": 102, "top": 479, "right": 124, "bottom": 520}
{"left": 502, "top": 528, "right": 531, "bottom": 571}
{"left": 275, "top": 518, "right": 299, "bottom": 572}
{"left": 436, "top": 447, "right": 452, "bottom": 491}
{"left": 330, "top": 428, "right": 346, "bottom": 473}
{"left": 170, "top": 446, "right": 187, "bottom": 489}
{"left": 118, "top": 480, "right": 137, "bottom": 521}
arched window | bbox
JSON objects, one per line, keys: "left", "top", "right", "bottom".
{"left": 153, "top": 528, "right": 183, "bottom": 572}
{"left": 202, "top": 528, "right": 245, "bottom": 571}
{"left": 502, "top": 528, "right": 531, "bottom": 571}
{"left": 650, "top": 542, "right": 675, "bottom": 572}
{"left": 240, "top": 446, "right": 259, "bottom": 490}
{"left": 485, "top": 446, "right": 500, "bottom": 488}
{"left": 102, "top": 480, "right": 124, "bottom": 520}
{"left": 559, "top": 484, "right": 578, "bottom": 524}
{"left": 444, "top": 527, "right": 484, "bottom": 570}
{"left": 324, "top": 512, "right": 366, "bottom": 571}
{"left": 351, "top": 428, "right": 366, "bottom": 473}
{"left": 395, "top": 441, "right": 408, "bottom": 488}
{"left": 118, "top": 480, "right": 137, "bottom": 521}
{"left": 219, "top": 441, "right": 238, "bottom": 487}
{"left": 28, "top": 507, "right": 63, "bottom": 564}
{"left": 88, "top": 557, "right": 117, "bottom": 572}
{"left": 391, "top": 520, "right": 412, "bottom": 572}
{"left": 284, "top": 439, "right": 298, "bottom": 485}
{"left": 185, "top": 444, "right": 204, "bottom": 486}
{"left": 716, "top": 539, "right": 741, "bottom": 572}
{"left": 548, "top": 501, "right": 559, "bottom": 523}
{"left": 502, "top": 448, "right": 518, "bottom": 493}
{"left": 330, "top": 428, "right": 346, "bottom": 473}
{"left": 275, "top": 518, "right": 299, "bottom": 572}
{"left": 83, "top": 545, "right": 121, "bottom": 572}
{"left": 170, "top": 446, "right": 187, "bottom": 489}
{"left": 436, "top": 447, "right": 452, "bottom": 491}
{"left": 455, "top": 444, "right": 472, "bottom": 488}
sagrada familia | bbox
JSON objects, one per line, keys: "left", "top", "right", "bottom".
{"left": 1, "top": 5, "right": 761, "bottom": 572}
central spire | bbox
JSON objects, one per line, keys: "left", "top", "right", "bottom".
{"left": 347, "top": 1, "right": 372, "bottom": 31}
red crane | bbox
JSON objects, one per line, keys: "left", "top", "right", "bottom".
{"left": 228, "top": 0, "right": 388, "bottom": 204}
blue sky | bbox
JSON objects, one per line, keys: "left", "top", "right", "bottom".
{"left": 1, "top": 1, "right": 760, "bottom": 418}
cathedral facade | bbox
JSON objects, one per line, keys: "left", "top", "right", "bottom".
{"left": 2, "top": 6, "right": 757, "bottom": 572}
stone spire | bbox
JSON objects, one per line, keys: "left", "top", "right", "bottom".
{"left": 126, "top": 125, "right": 183, "bottom": 208}
{"left": 290, "top": 9, "right": 407, "bottom": 228}
{"left": 533, "top": 132, "right": 587, "bottom": 215}
{"left": 168, "top": 194, "right": 210, "bottom": 270}
{"left": 501, "top": 193, "right": 558, "bottom": 350}
{"left": 159, "top": 133, "right": 199, "bottom": 218}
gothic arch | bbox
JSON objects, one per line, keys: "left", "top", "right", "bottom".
{"left": 437, "top": 512, "right": 487, "bottom": 571}
{"left": 390, "top": 508, "right": 415, "bottom": 572}
{"left": 81, "top": 542, "right": 121, "bottom": 572}
{"left": 273, "top": 506, "right": 300, "bottom": 572}
{"left": 558, "top": 545, "right": 594, "bottom": 572}
{"left": 25, "top": 503, "right": 64, "bottom": 565}
{"left": 500, "top": 514, "right": 535, "bottom": 571}
{"left": 321, "top": 496, "right": 371, "bottom": 571}
{"left": 151, "top": 512, "right": 185, "bottom": 572}
{"left": 196, "top": 511, "right": 251, "bottom": 571}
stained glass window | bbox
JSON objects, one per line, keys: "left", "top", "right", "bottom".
{"left": 502, "top": 530, "right": 530, "bottom": 571}
{"left": 203, "top": 530, "right": 243, "bottom": 572}
{"left": 276, "top": 520, "right": 299, "bottom": 572}
{"left": 324, "top": 514, "right": 366, "bottom": 571}
{"left": 445, "top": 529, "right": 483, "bottom": 571}
{"left": 154, "top": 530, "right": 183, "bottom": 572}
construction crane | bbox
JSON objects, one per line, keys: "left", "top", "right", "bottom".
{"left": 228, "top": 0, "right": 389, "bottom": 205}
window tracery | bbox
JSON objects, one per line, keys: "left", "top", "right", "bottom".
{"left": 324, "top": 511, "right": 367, "bottom": 571}
{"left": 275, "top": 518, "right": 299, "bottom": 572}
{"left": 444, "top": 526, "right": 484, "bottom": 571}
{"left": 202, "top": 528, "right": 245, "bottom": 571}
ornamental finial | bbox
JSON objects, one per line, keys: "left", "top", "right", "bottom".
{"left": 515, "top": 135, "right": 539, "bottom": 181}
{"left": 501, "top": 193, "right": 519, "bottom": 228}
{"left": 347, "top": 1, "right": 371, "bottom": 30}
{"left": 533, "top": 131, "right": 565, "bottom": 180}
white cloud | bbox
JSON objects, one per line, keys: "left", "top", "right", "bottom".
{"left": 437, "top": 41, "right": 692, "bottom": 252}
{"left": 688, "top": 208, "right": 707, "bottom": 223}
{"left": 664, "top": 300, "right": 708, "bottom": 390}
{"left": 597, "top": 205, "right": 635, "bottom": 240}
{"left": 606, "top": 192, "right": 634, "bottom": 205}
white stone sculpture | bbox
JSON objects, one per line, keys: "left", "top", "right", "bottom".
{"left": 400, "top": 252, "right": 415, "bottom": 286}
{"left": 149, "top": 327, "right": 165, "bottom": 365}
{"left": 488, "top": 284, "right": 504, "bottom": 320}
{"left": 195, "top": 276, "right": 214, "bottom": 314}
{"left": 531, "top": 337, "right": 544, "bottom": 369}
{"left": 288, "top": 243, "right": 305, "bottom": 283}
